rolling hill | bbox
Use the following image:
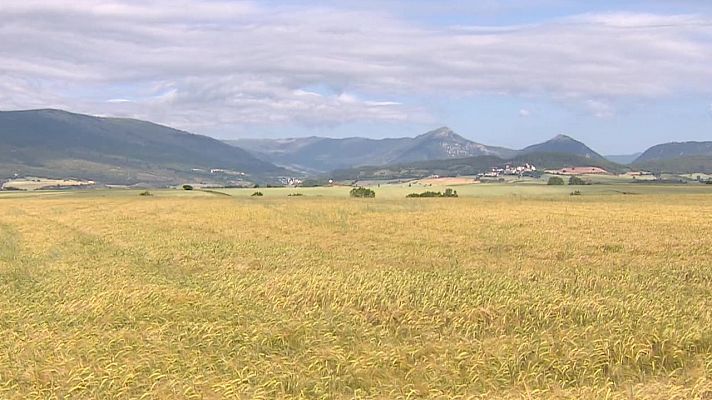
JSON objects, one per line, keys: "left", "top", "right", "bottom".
{"left": 0, "top": 109, "right": 285, "bottom": 185}
{"left": 631, "top": 156, "right": 712, "bottom": 174}
{"left": 628, "top": 141, "right": 712, "bottom": 173}
{"left": 227, "top": 127, "right": 517, "bottom": 172}
{"left": 332, "top": 152, "right": 627, "bottom": 181}
{"left": 634, "top": 141, "right": 712, "bottom": 163}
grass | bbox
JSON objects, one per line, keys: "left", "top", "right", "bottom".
{"left": 214, "top": 182, "right": 712, "bottom": 199}
{"left": 0, "top": 187, "right": 711, "bottom": 398}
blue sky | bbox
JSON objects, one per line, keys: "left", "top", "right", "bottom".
{"left": 1, "top": 0, "right": 711, "bottom": 153}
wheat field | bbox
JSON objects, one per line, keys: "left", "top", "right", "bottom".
{"left": 0, "top": 190, "right": 711, "bottom": 399}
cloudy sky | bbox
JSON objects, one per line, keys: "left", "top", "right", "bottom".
{"left": 1, "top": 0, "right": 711, "bottom": 153}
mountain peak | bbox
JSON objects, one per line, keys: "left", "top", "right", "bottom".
{"left": 552, "top": 134, "right": 575, "bottom": 141}
{"left": 421, "top": 126, "right": 456, "bottom": 139}
{"left": 520, "top": 133, "right": 604, "bottom": 160}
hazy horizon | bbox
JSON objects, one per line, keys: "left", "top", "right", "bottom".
{"left": 2, "top": 0, "right": 711, "bottom": 153}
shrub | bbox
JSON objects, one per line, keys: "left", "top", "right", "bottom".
{"left": 547, "top": 176, "right": 565, "bottom": 185}
{"left": 350, "top": 187, "right": 375, "bottom": 198}
{"left": 568, "top": 176, "right": 587, "bottom": 185}
{"left": 251, "top": 191, "right": 263, "bottom": 197}
{"left": 443, "top": 188, "right": 458, "bottom": 198}
{"left": 407, "top": 189, "right": 458, "bottom": 198}
{"left": 288, "top": 193, "right": 304, "bottom": 197}
{"left": 139, "top": 191, "right": 153, "bottom": 196}
{"left": 570, "top": 190, "right": 582, "bottom": 196}
{"left": 182, "top": 184, "right": 194, "bottom": 191}
{"left": 407, "top": 191, "right": 441, "bottom": 198}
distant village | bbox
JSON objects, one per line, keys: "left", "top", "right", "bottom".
{"left": 477, "top": 163, "right": 538, "bottom": 178}
{"left": 475, "top": 163, "right": 657, "bottom": 180}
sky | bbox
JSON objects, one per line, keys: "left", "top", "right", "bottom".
{"left": 1, "top": 0, "right": 711, "bottom": 154}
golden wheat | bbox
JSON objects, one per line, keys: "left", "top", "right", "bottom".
{"left": 0, "top": 191, "right": 710, "bottom": 399}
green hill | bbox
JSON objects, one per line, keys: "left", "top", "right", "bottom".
{"left": 0, "top": 109, "right": 286, "bottom": 185}
{"left": 631, "top": 141, "right": 712, "bottom": 173}
{"left": 635, "top": 141, "right": 712, "bottom": 163}
{"left": 632, "top": 155, "right": 712, "bottom": 174}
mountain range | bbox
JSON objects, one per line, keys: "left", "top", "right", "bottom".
{"left": 226, "top": 127, "right": 517, "bottom": 173}
{"left": 231, "top": 131, "right": 634, "bottom": 180}
{"left": 228, "top": 128, "right": 607, "bottom": 173}
{"left": 0, "top": 109, "right": 285, "bottom": 185}
{"left": 1, "top": 109, "right": 711, "bottom": 186}
{"left": 230, "top": 129, "right": 712, "bottom": 176}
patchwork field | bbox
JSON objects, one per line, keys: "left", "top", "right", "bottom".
{"left": 0, "top": 187, "right": 711, "bottom": 399}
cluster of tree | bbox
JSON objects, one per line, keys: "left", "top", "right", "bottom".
{"left": 568, "top": 176, "right": 588, "bottom": 185}
{"left": 547, "top": 176, "right": 589, "bottom": 186}
{"left": 547, "top": 176, "right": 565, "bottom": 185}
{"left": 251, "top": 191, "right": 263, "bottom": 197}
{"left": 406, "top": 188, "right": 459, "bottom": 198}
{"left": 253, "top": 184, "right": 287, "bottom": 189}
{"left": 350, "top": 187, "right": 376, "bottom": 198}
{"left": 300, "top": 179, "right": 331, "bottom": 187}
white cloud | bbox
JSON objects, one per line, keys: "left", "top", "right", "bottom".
{"left": 366, "top": 101, "right": 402, "bottom": 106}
{"left": 1, "top": 1, "right": 712, "bottom": 131}
{"left": 519, "top": 109, "right": 531, "bottom": 117}
{"left": 584, "top": 100, "right": 615, "bottom": 119}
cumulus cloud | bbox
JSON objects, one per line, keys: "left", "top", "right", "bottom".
{"left": 584, "top": 100, "right": 615, "bottom": 119}
{"left": 1, "top": 1, "right": 712, "bottom": 133}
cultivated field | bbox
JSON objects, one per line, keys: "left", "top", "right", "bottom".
{"left": 1, "top": 177, "right": 95, "bottom": 191}
{"left": 1, "top": 187, "right": 711, "bottom": 399}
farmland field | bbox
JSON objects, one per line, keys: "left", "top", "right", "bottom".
{"left": 1, "top": 186, "right": 711, "bottom": 399}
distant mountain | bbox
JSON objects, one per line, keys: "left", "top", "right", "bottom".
{"left": 0, "top": 109, "right": 285, "bottom": 185}
{"left": 632, "top": 156, "right": 712, "bottom": 174}
{"left": 628, "top": 141, "right": 712, "bottom": 173}
{"left": 390, "top": 127, "right": 518, "bottom": 163}
{"left": 634, "top": 141, "right": 712, "bottom": 163}
{"left": 227, "top": 136, "right": 412, "bottom": 173}
{"left": 605, "top": 153, "right": 642, "bottom": 165}
{"left": 332, "top": 152, "right": 627, "bottom": 181}
{"left": 227, "top": 127, "right": 516, "bottom": 172}
{"left": 520, "top": 134, "right": 606, "bottom": 160}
